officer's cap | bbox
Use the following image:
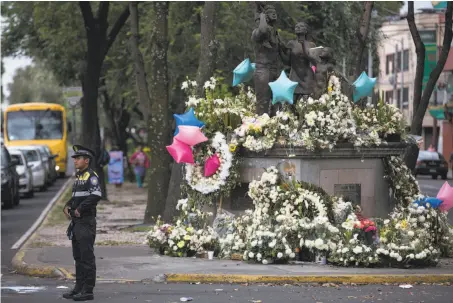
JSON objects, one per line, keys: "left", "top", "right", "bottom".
{"left": 71, "top": 145, "right": 95, "bottom": 159}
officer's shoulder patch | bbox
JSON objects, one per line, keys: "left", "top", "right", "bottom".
{"left": 90, "top": 176, "right": 99, "bottom": 186}
{"left": 81, "top": 171, "right": 90, "bottom": 181}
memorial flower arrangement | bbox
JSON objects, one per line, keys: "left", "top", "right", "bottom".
{"left": 153, "top": 74, "right": 453, "bottom": 267}
{"left": 146, "top": 200, "right": 220, "bottom": 256}
{"left": 353, "top": 99, "right": 407, "bottom": 142}
{"left": 185, "top": 132, "right": 236, "bottom": 196}
{"left": 293, "top": 76, "right": 357, "bottom": 150}
{"left": 384, "top": 156, "right": 421, "bottom": 207}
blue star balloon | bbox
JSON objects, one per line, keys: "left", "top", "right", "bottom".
{"left": 352, "top": 71, "right": 377, "bottom": 103}
{"left": 173, "top": 107, "right": 205, "bottom": 136}
{"left": 413, "top": 197, "right": 443, "bottom": 208}
{"left": 232, "top": 58, "right": 256, "bottom": 86}
{"left": 269, "top": 71, "right": 298, "bottom": 105}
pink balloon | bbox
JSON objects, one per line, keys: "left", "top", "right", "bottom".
{"left": 311, "top": 66, "right": 316, "bottom": 73}
{"left": 166, "top": 138, "right": 194, "bottom": 164}
{"left": 437, "top": 181, "right": 453, "bottom": 212}
{"left": 174, "top": 125, "right": 208, "bottom": 146}
{"left": 204, "top": 154, "right": 220, "bottom": 177}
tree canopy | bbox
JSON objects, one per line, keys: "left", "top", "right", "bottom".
{"left": 7, "top": 63, "right": 63, "bottom": 104}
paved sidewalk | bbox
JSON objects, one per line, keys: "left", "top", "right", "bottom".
{"left": 14, "top": 245, "right": 453, "bottom": 284}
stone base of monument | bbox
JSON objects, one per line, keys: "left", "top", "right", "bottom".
{"left": 227, "top": 143, "right": 407, "bottom": 219}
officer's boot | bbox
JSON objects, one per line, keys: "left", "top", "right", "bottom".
{"left": 72, "top": 286, "right": 94, "bottom": 301}
{"left": 62, "top": 284, "right": 83, "bottom": 299}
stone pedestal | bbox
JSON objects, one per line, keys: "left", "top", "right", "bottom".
{"left": 231, "top": 143, "right": 407, "bottom": 218}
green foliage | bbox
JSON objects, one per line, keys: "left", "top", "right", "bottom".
{"left": 7, "top": 63, "right": 63, "bottom": 104}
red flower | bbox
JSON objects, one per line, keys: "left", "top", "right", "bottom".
{"left": 365, "top": 226, "right": 377, "bottom": 233}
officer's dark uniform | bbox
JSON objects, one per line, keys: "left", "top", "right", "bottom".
{"left": 63, "top": 145, "right": 102, "bottom": 301}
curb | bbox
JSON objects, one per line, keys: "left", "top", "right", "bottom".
{"left": 165, "top": 273, "right": 453, "bottom": 284}
{"left": 11, "top": 178, "right": 74, "bottom": 279}
{"left": 11, "top": 249, "right": 71, "bottom": 279}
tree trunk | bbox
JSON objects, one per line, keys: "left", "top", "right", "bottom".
{"left": 82, "top": 36, "right": 105, "bottom": 195}
{"left": 411, "top": 2, "right": 453, "bottom": 135}
{"left": 195, "top": 1, "right": 218, "bottom": 96}
{"left": 405, "top": 1, "right": 453, "bottom": 170}
{"left": 162, "top": 162, "right": 183, "bottom": 222}
{"left": 79, "top": 1, "right": 130, "bottom": 197}
{"left": 353, "top": 1, "right": 374, "bottom": 79}
{"left": 144, "top": 1, "right": 171, "bottom": 224}
{"left": 129, "top": 2, "right": 151, "bottom": 124}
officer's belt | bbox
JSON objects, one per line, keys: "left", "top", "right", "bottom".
{"left": 73, "top": 191, "right": 102, "bottom": 197}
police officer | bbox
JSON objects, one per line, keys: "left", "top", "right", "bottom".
{"left": 63, "top": 145, "right": 102, "bottom": 301}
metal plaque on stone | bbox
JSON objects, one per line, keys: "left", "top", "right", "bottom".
{"left": 334, "top": 184, "right": 361, "bottom": 206}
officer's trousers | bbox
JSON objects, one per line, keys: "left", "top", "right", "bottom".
{"left": 72, "top": 217, "right": 97, "bottom": 292}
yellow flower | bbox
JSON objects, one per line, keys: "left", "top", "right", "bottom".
{"left": 328, "top": 86, "right": 333, "bottom": 93}
{"left": 254, "top": 125, "right": 262, "bottom": 132}
{"left": 401, "top": 220, "right": 408, "bottom": 229}
{"left": 177, "top": 241, "right": 185, "bottom": 248}
{"left": 183, "top": 235, "right": 191, "bottom": 241}
{"left": 229, "top": 144, "right": 237, "bottom": 153}
{"left": 186, "top": 227, "right": 194, "bottom": 233}
{"left": 143, "top": 147, "right": 151, "bottom": 152}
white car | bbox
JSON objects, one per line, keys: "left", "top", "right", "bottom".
{"left": 9, "top": 149, "right": 34, "bottom": 198}
{"left": 8, "top": 146, "right": 47, "bottom": 192}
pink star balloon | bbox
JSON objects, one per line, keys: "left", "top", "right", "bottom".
{"left": 437, "top": 181, "right": 453, "bottom": 212}
{"left": 204, "top": 154, "right": 220, "bottom": 177}
{"left": 174, "top": 125, "right": 208, "bottom": 146}
{"left": 166, "top": 138, "right": 194, "bottom": 164}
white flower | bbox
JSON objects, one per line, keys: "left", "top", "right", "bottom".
{"left": 277, "top": 252, "right": 283, "bottom": 259}
{"left": 352, "top": 246, "right": 363, "bottom": 254}
{"left": 407, "top": 231, "right": 415, "bottom": 237}
{"left": 248, "top": 252, "right": 254, "bottom": 258}
{"left": 262, "top": 259, "right": 268, "bottom": 265}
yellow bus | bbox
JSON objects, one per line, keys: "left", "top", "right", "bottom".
{"left": 3, "top": 102, "right": 69, "bottom": 177}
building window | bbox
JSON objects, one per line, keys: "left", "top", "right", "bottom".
{"left": 386, "top": 54, "right": 394, "bottom": 75}
{"left": 385, "top": 90, "right": 394, "bottom": 103}
{"left": 396, "top": 50, "right": 409, "bottom": 72}
{"left": 396, "top": 87, "right": 409, "bottom": 109}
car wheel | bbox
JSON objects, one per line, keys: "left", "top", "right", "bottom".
{"left": 3, "top": 189, "right": 14, "bottom": 209}
{"left": 25, "top": 189, "right": 34, "bottom": 198}
{"left": 431, "top": 175, "right": 438, "bottom": 180}
{"left": 441, "top": 174, "right": 447, "bottom": 180}
{"left": 14, "top": 190, "right": 20, "bottom": 205}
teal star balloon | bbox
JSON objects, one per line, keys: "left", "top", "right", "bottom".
{"left": 269, "top": 71, "right": 298, "bottom": 105}
{"left": 232, "top": 58, "right": 256, "bottom": 86}
{"left": 352, "top": 71, "right": 377, "bottom": 103}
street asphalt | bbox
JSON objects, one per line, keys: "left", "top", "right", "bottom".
{"left": 1, "top": 177, "right": 70, "bottom": 276}
{"left": 1, "top": 275, "right": 453, "bottom": 303}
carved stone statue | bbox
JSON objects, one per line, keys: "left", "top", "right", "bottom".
{"left": 311, "top": 47, "right": 336, "bottom": 99}
{"left": 251, "top": 3, "right": 283, "bottom": 115}
{"left": 280, "top": 22, "right": 317, "bottom": 100}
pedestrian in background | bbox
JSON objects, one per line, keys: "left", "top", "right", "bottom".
{"left": 63, "top": 145, "right": 102, "bottom": 301}
{"left": 129, "top": 144, "right": 150, "bottom": 188}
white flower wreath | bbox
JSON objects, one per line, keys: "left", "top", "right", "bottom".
{"left": 185, "top": 132, "right": 233, "bottom": 195}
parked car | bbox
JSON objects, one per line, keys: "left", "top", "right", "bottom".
{"left": 34, "top": 145, "right": 57, "bottom": 184}
{"left": 31, "top": 145, "right": 55, "bottom": 186}
{"left": 9, "top": 146, "right": 47, "bottom": 191}
{"left": 415, "top": 151, "right": 449, "bottom": 180}
{"left": 9, "top": 149, "right": 34, "bottom": 198}
{"left": 1, "top": 144, "right": 20, "bottom": 208}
